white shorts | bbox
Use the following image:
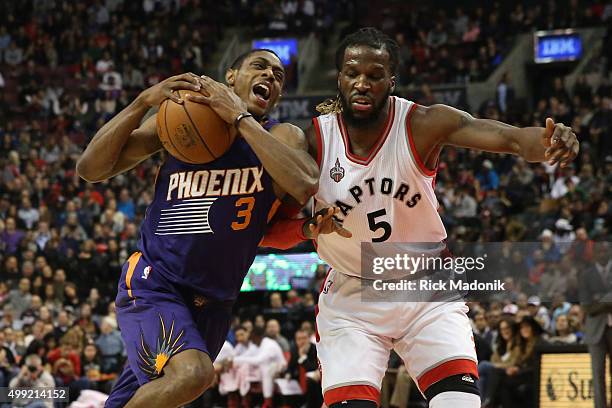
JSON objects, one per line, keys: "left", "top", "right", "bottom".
{"left": 315, "top": 269, "right": 478, "bottom": 406}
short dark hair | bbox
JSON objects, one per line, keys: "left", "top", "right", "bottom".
{"left": 230, "top": 48, "right": 283, "bottom": 70}
{"left": 335, "top": 27, "right": 400, "bottom": 75}
{"left": 250, "top": 325, "right": 265, "bottom": 339}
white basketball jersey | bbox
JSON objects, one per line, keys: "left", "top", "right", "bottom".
{"left": 313, "top": 96, "right": 447, "bottom": 278}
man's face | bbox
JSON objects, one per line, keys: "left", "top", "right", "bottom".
{"left": 295, "top": 331, "right": 309, "bottom": 349}
{"left": 266, "top": 320, "right": 279, "bottom": 337}
{"left": 474, "top": 313, "right": 487, "bottom": 331}
{"left": 338, "top": 45, "right": 394, "bottom": 126}
{"left": 19, "top": 279, "right": 30, "bottom": 293}
{"left": 228, "top": 51, "right": 285, "bottom": 117}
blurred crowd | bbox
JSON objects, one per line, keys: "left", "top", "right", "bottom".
{"left": 0, "top": 0, "right": 611, "bottom": 406}
{"left": 357, "top": 0, "right": 612, "bottom": 86}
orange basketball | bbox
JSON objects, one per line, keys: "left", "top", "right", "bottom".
{"left": 156, "top": 89, "right": 234, "bottom": 164}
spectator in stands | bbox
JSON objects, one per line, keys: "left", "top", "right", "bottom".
{"left": 233, "top": 326, "right": 287, "bottom": 407}
{"left": 1, "top": 217, "right": 25, "bottom": 255}
{"left": 477, "top": 160, "right": 500, "bottom": 191}
{"left": 9, "top": 354, "right": 55, "bottom": 407}
{"left": 479, "top": 317, "right": 519, "bottom": 405}
{"left": 8, "top": 278, "right": 32, "bottom": 319}
{"left": 548, "top": 314, "right": 578, "bottom": 344}
{"left": 496, "top": 316, "right": 546, "bottom": 407}
{"left": 580, "top": 242, "right": 612, "bottom": 408}
{"left": 265, "top": 318, "right": 290, "bottom": 353}
{"left": 286, "top": 328, "right": 322, "bottom": 408}
{"left": 94, "top": 316, "right": 123, "bottom": 376}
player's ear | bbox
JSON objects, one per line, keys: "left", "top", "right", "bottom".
{"left": 390, "top": 76, "right": 396, "bottom": 93}
{"left": 226, "top": 69, "right": 236, "bottom": 87}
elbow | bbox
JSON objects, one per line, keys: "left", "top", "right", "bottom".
{"left": 75, "top": 158, "right": 104, "bottom": 183}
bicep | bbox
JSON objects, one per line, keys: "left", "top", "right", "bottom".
{"left": 429, "top": 104, "right": 521, "bottom": 155}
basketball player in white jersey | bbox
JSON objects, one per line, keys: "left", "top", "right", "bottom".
{"left": 267, "top": 28, "right": 579, "bottom": 408}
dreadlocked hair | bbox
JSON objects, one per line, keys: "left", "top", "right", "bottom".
{"left": 316, "top": 95, "right": 342, "bottom": 115}
{"left": 316, "top": 28, "right": 399, "bottom": 116}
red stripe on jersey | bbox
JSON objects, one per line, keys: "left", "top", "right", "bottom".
{"left": 417, "top": 358, "right": 478, "bottom": 392}
{"left": 314, "top": 267, "right": 332, "bottom": 343}
{"left": 337, "top": 96, "right": 395, "bottom": 165}
{"left": 313, "top": 117, "right": 323, "bottom": 168}
{"left": 324, "top": 384, "right": 379, "bottom": 406}
{"left": 405, "top": 103, "right": 437, "bottom": 176}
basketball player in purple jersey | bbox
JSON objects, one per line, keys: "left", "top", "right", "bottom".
{"left": 77, "top": 50, "right": 320, "bottom": 407}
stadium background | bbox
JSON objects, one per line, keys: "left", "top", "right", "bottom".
{"left": 0, "top": 0, "right": 611, "bottom": 407}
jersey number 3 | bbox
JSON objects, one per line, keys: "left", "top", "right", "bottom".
{"left": 232, "top": 197, "right": 255, "bottom": 230}
{"left": 367, "top": 209, "right": 392, "bottom": 242}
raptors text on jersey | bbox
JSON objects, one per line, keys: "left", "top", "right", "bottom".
{"left": 313, "top": 96, "right": 447, "bottom": 277}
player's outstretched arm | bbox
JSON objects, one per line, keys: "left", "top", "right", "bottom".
{"left": 76, "top": 73, "right": 203, "bottom": 182}
{"left": 422, "top": 104, "right": 579, "bottom": 167}
{"left": 189, "top": 76, "right": 320, "bottom": 205}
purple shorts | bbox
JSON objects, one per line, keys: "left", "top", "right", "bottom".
{"left": 105, "top": 252, "right": 233, "bottom": 407}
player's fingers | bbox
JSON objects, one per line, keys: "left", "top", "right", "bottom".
{"left": 542, "top": 118, "right": 555, "bottom": 147}
{"left": 178, "top": 72, "right": 201, "bottom": 85}
{"left": 317, "top": 208, "right": 335, "bottom": 223}
{"left": 168, "top": 80, "right": 201, "bottom": 92}
{"left": 548, "top": 147, "right": 568, "bottom": 165}
{"left": 164, "top": 90, "right": 183, "bottom": 104}
{"left": 185, "top": 94, "right": 210, "bottom": 104}
{"left": 559, "top": 142, "right": 579, "bottom": 168}
{"left": 334, "top": 223, "right": 352, "bottom": 238}
{"left": 550, "top": 126, "right": 564, "bottom": 145}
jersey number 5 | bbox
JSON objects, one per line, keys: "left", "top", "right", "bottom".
{"left": 367, "top": 209, "right": 392, "bottom": 242}
{"left": 232, "top": 197, "right": 255, "bottom": 230}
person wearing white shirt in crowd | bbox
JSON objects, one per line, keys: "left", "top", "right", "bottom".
{"left": 233, "top": 326, "right": 287, "bottom": 407}
{"left": 550, "top": 164, "right": 579, "bottom": 199}
{"left": 553, "top": 218, "right": 576, "bottom": 254}
{"left": 214, "top": 340, "right": 240, "bottom": 405}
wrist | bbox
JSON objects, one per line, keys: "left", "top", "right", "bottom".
{"left": 234, "top": 111, "right": 253, "bottom": 130}
{"left": 134, "top": 93, "right": 153, "bottom": 110}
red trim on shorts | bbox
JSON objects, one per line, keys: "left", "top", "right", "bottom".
{"left": 313, "top": 117, "right": 323, "bottom": 168}
{"left": 405, "top": 103, "right": 437, "bottom": 177}
{"left": 324, "top": 385, "right": 380, "bottom": 406}
{"left": 314, "top": 267, "right": 332, "bottom": 343}
{"left": 337, "top": 97, "right": 395, "bottom": 165}
{"left": 417, "top": 359, "right": 479, "bottom": 392}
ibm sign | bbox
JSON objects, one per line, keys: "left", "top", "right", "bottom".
{"left": 535, "top": 30, "right": 582, "bottom": 63}
{"left": 252, "top": 38, "right": 298, "bottom": 66}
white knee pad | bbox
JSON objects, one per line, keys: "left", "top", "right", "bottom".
{"left": 429, "top": 391, "right": 480, "bottom": 408}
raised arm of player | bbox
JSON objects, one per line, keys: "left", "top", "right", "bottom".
{"left": 189, "top": 76, "right": 319, "bottom": 205}
{"left": 414, "top": 104, "right": 579, "bottom": 167}
{"left": 76, "top": 73, "right": 203, "bottom": 183}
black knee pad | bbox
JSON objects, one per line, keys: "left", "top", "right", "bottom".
{"left": 329, "top": 400, "right": 378, "bottom": 408}
{"left": 424, "top": 373, "right": 480, "bottom": 401}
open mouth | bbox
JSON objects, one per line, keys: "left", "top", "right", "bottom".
{"left": 252, "top": 83, "right": 271, "bottom": 108}
{"left": 351, "top": 96, "right": 373, "bottom": 111}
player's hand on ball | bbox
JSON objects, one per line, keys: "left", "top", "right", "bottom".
{"left": 303, "top": 207, "right": 352, "bottom": 239}
{"left": 542, "top": 117, "right": 579, "bottom": 168}
{"left": 186, "top": 75, "right": 248, "bottom": 125}
{"left": 138, "top": 72, "right": 202, "bottom": 106}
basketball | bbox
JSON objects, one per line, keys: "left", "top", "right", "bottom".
{"left": 156, "top": 89, "right": 234, "bottom": 164}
